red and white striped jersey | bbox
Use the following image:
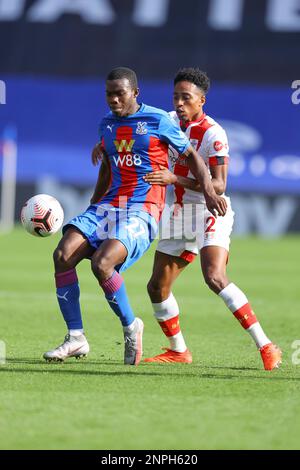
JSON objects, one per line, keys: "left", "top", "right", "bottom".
{"left": 168, "top": 111, "right": 229, "bottom": 205}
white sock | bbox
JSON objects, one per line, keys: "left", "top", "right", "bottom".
{"left": 218, "top": 283, "right": 248, "bottom": 312}
{"left": 69, "top": 329, "right": 84, "bottom": 337}
{"left": 168, "top": 332, "right": 187, "bottom": 352}
{"left": 247, "top": 323, "right": 271, "bottom": 349}
{"left": 152, "top": 293, "right": 187, "bottom": 353}
{"left": 219, "top": 283, "right": 271, "bottom": 349}
{"left": 123, "top": 319, "right": 136, "bottom": 333}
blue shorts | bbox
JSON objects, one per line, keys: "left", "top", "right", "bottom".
{"left": 63, "top": 204, "right": 158, "bottom": 272}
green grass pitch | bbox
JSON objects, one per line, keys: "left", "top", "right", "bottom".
{"left": 0, "top": 228, "right": 300, "bottom": 450}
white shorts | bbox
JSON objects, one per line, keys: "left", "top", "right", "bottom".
{"left": 157, "top": 196, "right": 234, "bottom": 261}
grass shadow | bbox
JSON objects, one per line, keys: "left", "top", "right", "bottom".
{"left": 1, "top": 363, "right": 299, "bottom": 382}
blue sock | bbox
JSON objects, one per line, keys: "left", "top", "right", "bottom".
{"left": 55, "top": 269, "right": 83, "bottom": 330}
{"left": 100, "top": 271, "right": 135, "bottom": 327}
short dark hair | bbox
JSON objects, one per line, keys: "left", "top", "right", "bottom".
{"left": 106, "top": 67, "right": 138, "bottom": 89}
{"left": 174, "top": 68, "right": 210, "bottom": 95}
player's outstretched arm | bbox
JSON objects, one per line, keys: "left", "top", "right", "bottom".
{"left": 144, "top": 166, "right": 226, "bottom": 195}
{"left": 143, "top": 166, "right": 203, "bottom": 192}
{"left": 167, "top": 164, "right": 227, "bottom": 195}
{"left": 183, "top": 145, "right": 227, "bottom": 216}
{"left": 143, "top": 164, "right": 227, "bottom": 198}
{"left": 90, "top": 154, "right": 111, "bottom": 204}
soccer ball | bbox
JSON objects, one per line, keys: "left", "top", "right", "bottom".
{"left": 20, "top": 194, "right": 64, "bottom": 237}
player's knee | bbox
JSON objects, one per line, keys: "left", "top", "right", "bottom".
{"left": 91, "top": 255, "right": 113, "bottom": 281}
{"left": 147, "top": 278, "right": 169, "bottom": 302}
{"left": 53, "top": 247, "right": 72, "bottom": 270}
{"left": 204, "top": 269, "right": 227, "bottom": 293}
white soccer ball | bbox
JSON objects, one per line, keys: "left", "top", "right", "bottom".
{"left": 20, "top": 194, "right": 64, "bottom": 237}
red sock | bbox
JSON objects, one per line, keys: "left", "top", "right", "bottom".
{"left": 158, "top": 315, "right": 181, "bottom": 337}
{"left": 233, "top": 303, "right": 258, "bottom": 329}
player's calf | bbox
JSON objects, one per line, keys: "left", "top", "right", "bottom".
{"left": 219, "top": 282, "right": 282, "bottom": 370}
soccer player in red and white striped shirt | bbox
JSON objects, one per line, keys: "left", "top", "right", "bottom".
{"left": 144, "top": 68, "right": 281, "bottom": 370}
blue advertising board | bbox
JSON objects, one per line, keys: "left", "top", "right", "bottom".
{"left": 1, "top": 76, "right": 300, "bottom": 194}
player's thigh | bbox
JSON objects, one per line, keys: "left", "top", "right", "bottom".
{"left": 200, "top": 196, "right": 234, "bottom": 251}
{"left": 105, "top": 211, "right": 157, "bottom": 273}
{"left": 149, "top": 250, "right": 189, "bottom": 293}
{"left": 54, "top": 227, "right": 94, "bottom": 267}
{"left": 91, "top": 239, "right": 128, "bottom": 273}
{"left": 200, "top": 245, "right": 228, "bottom": 279}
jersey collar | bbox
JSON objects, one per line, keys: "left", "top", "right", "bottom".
{"left": 180, "top": 113, "right": 206, "bottom": 130}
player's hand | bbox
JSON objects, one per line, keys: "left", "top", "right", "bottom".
{"left": 204, "top": 193, "right": 227, "bottom": 217}
{"left": 92, "top": 142, "right": 104, "bottom": 166}
{"left": 143, "top": 166, "right": 177, "bottom": 185}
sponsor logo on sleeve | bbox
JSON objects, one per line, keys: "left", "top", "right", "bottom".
{"left": 214, "top": 141, "right": 224, "bottom": 152}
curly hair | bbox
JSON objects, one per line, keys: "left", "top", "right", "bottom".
{"left": 174, "top": 68, "right": 210, "bottom": 95}
{"left": 106, "top": 67, "right": 138, "bottom": 89}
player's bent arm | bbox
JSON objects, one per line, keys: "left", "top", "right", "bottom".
{"left": 175, "top": 175, "right": 202, "bottom": 192}
{"left": 209, "top": 164, "right": 227, "bottom": 195}
{"left": 183, "top": 145, "right": 227, "bottom": 216}
{"left": 176, "top": 164, "right": 227, "bottom": 195}
{"left": 90, "top": 155, "right": 111, "bottom": 204}
{"left": 183, "top": 146, "right": 215, "bottom": 196}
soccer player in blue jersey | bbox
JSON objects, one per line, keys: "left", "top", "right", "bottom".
{"left": 43, "top": 67, "right": 227, "bottom": 365}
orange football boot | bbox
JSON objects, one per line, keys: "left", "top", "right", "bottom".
{"left": 260, "top": 343, "right": 282, "bottom": 370}
{"left": 144, "top": 348, "right": 192, "bottom": 364}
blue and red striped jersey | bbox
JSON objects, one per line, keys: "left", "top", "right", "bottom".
{"left": 97, "top": 103, "right": 190, "bottom": 221}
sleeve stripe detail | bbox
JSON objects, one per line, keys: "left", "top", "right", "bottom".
{"left": 209, "top": 156, "right": 229, "bottom": 166}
